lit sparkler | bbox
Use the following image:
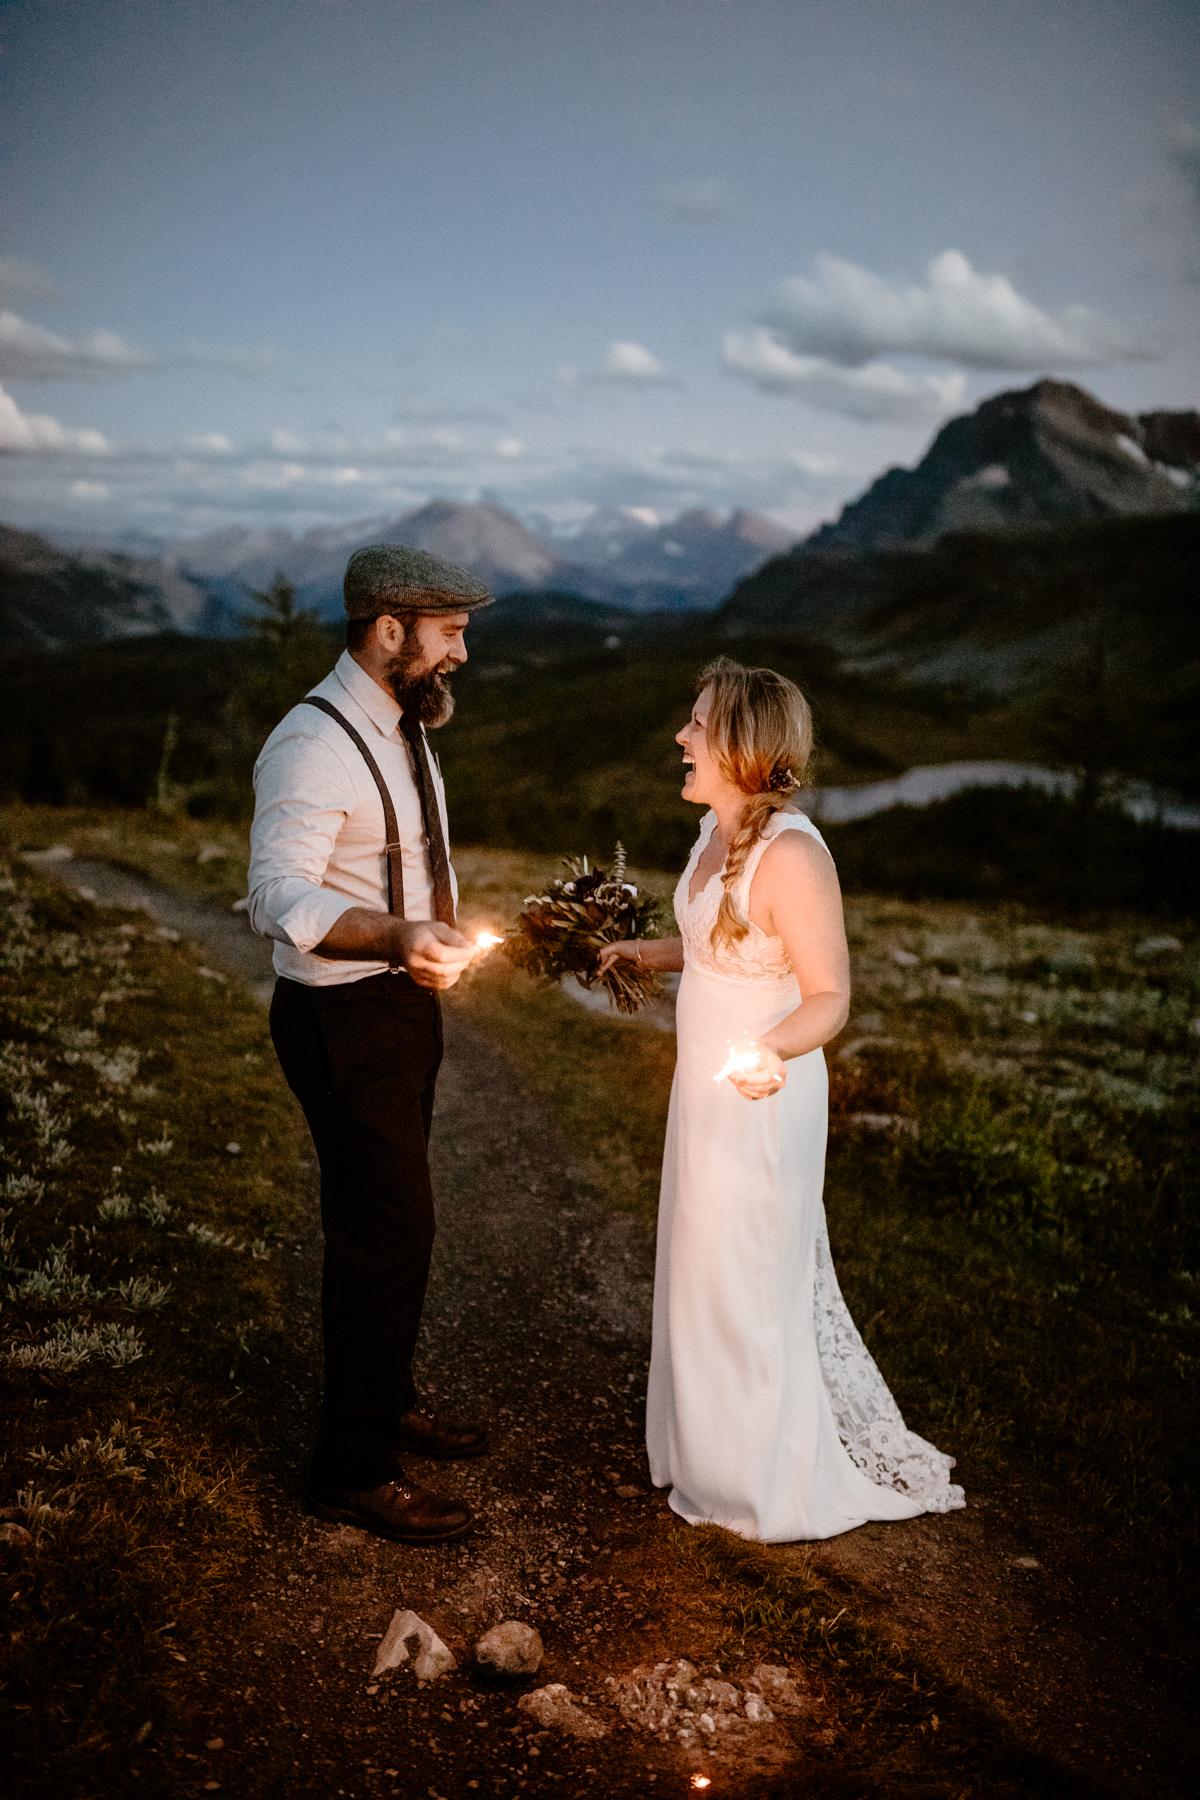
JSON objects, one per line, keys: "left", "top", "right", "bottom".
{"left": 713, "top": 1041, "right": 783, "bottom": 1087}
{"left": 473, "top": 930, "right": 504, "bottom": 953}
{"left": 714, "top": 1042, "right": 764, "bottom": 1083}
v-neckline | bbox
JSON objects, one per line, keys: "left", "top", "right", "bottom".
{"left": 686, "top": 816, "right": 726, "bottom": 907}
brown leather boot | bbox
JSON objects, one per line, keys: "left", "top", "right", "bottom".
{"left": 304, "top": 1473, "right": 473, "bottom": 1543}
{"left": 391, "top": 1400, "right": 490, "bottom": 1461}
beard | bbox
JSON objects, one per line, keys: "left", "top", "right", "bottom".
{"left": 383, "top": 644, "right": 456, "bottom": 728}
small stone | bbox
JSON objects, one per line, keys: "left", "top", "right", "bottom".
{"left": 1135, "top": 934, "right": 1182, "bottom": 958}
{"left": 153, "top": 926, "right": 182, "bottom": 943}
{"left": 891, "top": 947, "right": 920, "bottom": 967}
{"left": 744, "top": 1693, "right": 772, "bottom": 1724}
{"left": 225, "top": 1143, "right": 242, "bottom": 1156}
{"left": 205, "top": 1737, "right": 224, "bottom": 1751}
{"left": 372, "top": 1609, "right": 456, "bottom": 1682}
{"left": 474, "top": 1620, "right": 544, "bottom": 1677}
{"left": 750, "top": 1664, "right": 806, "bottom": 1715}
{"left": 698, "top": 1712, "right": 716, "bottom": 1735}
{"left": 1018, "top": 1009, "right": 1038, "bottom": 1024}
{"left": 615, "top": 1484, "right": 641, "bottom": 1500}
{"left": 1012, "top": 1555, "right": 1041, "bottom": 1570}
{"left": 708, "top": 1679, "right": 738, "bottom": 1705}
{"left": 197, "top": 843, "right": 229, "bottom": 865}
{"left": 231, "top": 897, "right": 250, "bottom": 914}
{"left": 518, "top": 1684, "right": 608, "bottom": 1741}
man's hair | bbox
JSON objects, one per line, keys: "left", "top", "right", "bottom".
{"left": 345, "top": 609, "right": 418, "bottom": 652}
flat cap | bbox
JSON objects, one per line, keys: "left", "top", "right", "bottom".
{"left": 343, "top": 543, "right": 494, "bottom": 619}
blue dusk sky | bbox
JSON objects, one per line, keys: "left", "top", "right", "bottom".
{"left": 1, "top": 0, "right": 1198, "bottom": 543}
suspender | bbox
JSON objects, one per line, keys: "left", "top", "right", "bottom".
{"left": 300, "top": 696, "right": 406, "bottom": 919}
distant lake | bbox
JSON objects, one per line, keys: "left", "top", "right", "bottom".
{"left": 799, "top": 760, "right": 1200, "bottom": 831}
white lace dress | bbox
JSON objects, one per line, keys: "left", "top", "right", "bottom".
{"left": 645, "top": 807, "right": 965, "bottom": 1541}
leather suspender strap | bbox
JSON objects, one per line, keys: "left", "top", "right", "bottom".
{"left": 300, "top": 696, "right": 405, "bottom": 919}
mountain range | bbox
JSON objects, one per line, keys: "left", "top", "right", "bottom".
{"left": 162, "top": 499, "right": 795, "bottom": 626}
{"left": 1, "top": 379, "right": 1196, "bottom": 670}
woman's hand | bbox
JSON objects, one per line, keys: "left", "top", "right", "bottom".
{"left": 596, "top": 939, "right": 644, "bottom": 977}
{"left": 727, "top": 1043, "right": 786, "bottom": 1101}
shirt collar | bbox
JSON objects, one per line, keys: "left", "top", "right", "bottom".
{"left": 333, "top": 649, "right": 402, "bottom": 738}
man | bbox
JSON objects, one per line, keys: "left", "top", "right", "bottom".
{"left": 248, "top": 543, "right": 493, "bottom": 1543}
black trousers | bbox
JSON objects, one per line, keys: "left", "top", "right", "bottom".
{"left": 268, "top": 970, "right": 443, "bottom": 1487}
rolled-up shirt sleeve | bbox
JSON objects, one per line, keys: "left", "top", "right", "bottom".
{"left": 248, "top": 729, "right": 360, "bottom": 953}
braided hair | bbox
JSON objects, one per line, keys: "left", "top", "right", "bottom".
{"left": 697, "top": 657, "right": 815, "bottom": 950}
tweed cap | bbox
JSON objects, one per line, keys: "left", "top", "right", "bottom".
{"left": 343, "top": 543, "right": 494, "bottom": 619}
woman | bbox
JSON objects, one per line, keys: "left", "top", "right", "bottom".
{"left": 599, "top": 658, "right": 964, "bottom": 1541}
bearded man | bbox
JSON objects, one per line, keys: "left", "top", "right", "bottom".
{"left": 248, "top": 544, "right": 493, "bottom": 1543}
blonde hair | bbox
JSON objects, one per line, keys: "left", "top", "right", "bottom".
{"left": 697, "top": 656, "right": 815, "bottom": 949}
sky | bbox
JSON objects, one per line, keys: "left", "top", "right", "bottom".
{"left": 1, "top": 0, "right": 1198, "bottom": 545}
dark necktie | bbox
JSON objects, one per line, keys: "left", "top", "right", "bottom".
{"left": 399, "top": 713, "right": 456, "bottom": 928}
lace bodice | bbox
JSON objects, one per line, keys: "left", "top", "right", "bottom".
{"left": 674, "top": 808, "right": 833, "bottom": 985}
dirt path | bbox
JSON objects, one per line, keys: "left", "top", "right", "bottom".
{"left": 31, "top": 857, "right": 1195, "bottom": 1798}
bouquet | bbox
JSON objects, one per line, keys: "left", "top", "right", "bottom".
{"left": 503, "top": 843, "right": 665, "bottom": 1014}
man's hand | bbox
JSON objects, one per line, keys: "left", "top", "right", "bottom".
{"left": 389, "top": 920, "right": 476, "bottom": 990}
{"left": 312, "top": 907, "right": 474, "bottom": 988}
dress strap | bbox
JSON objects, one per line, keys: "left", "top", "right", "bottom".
{"left": 730, "top": 809, "right": 833, "bottom": 919}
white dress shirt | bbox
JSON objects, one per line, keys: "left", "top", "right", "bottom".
{"left": 248, "top": 650, "right": 458, "bottom": 986}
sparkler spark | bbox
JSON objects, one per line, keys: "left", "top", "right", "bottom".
{"left": 473, "top": 931, "right": 504, "bottom": 952}
{"left": 713, "top": 1043, "right": 763, "bottom": 1083}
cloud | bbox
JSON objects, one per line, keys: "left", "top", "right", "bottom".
{"left": 0, "top": 309, "right": 155, "bottom": 380}
{"left": 0, "top": 258, "right": 59, "bottom": 307}
{"left": 757, "top": 250, "right": 1148, "bottom": 372}
{"left": 184, "top": 432, "right": 236, "bottom": 456}
{"left": 0, "top": 306, "right": 275, "bottom": 381}
{"left": 0, "top": 389, "right": 848, "bottom": 541}
{"left": 587, "top": 341, "right": 683, "bottom": 387}
{"left": 721, "top": 328, "right": 966, "bottom": 421}
{"left": 0, "top": 382, "right": 110, "bottom": 453}
{"left": 787, "top": 450, "right": 843, "bottom": 479}
{"left": 656, "top": 178, "right": 735, "bottom": 223}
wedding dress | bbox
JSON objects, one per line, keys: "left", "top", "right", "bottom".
{"left": 646, "top": 807, "right": 965, "bottom": 1542}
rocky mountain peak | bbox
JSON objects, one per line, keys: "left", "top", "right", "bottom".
{"left": 803, "top": 378, "right": 1199, "bottom": 554}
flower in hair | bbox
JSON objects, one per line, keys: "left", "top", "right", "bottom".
{"left": 766, "top": 766, "right": 798, "bottom": 793}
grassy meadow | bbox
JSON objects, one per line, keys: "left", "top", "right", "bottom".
{"left": 0, "top": 835, "right": 314, "bottom": 1794}
{"left": 1, "top": 799, "right": 1196, "bottom": 1791}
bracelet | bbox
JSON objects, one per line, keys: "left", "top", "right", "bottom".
{"left": 634, "top": 942, "right": 644, "bottom": 967}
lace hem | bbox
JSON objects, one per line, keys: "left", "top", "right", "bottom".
{"left": 813, "top": 1226, "right": 966, "bottom": 1514}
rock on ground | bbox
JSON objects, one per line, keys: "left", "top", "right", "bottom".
{"left": 371, "top": 1609, "right": 456, "bottom": 1682}
{"left": 607, "top": 1657, "right": 813, "bottom": 1746}
{"left": 518, "top": 1684, "right": 609, "bottom": 1740}
{"left": 474, "top": 1619, "right": 544, "bottom": 1676}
